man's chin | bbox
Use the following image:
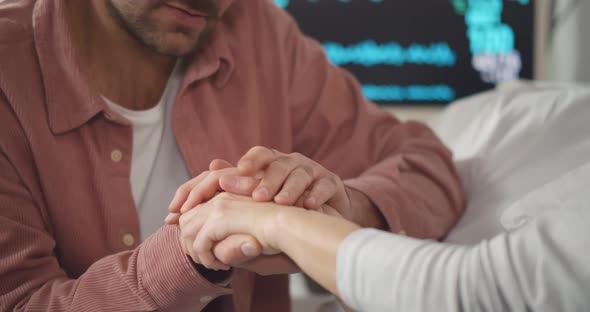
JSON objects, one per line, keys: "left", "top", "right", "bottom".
{"left": 142, "top": 35, "right": 201, "bottom": 57}
{"left": 149, "top": 27, "right": 215, "bottom": 57}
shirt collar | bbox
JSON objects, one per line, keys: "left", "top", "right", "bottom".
{"left": 33, "top": 0, "right": 234, "bottom": 135}
{"left": 180, "top": 22, "right": 235, "bottom": 93}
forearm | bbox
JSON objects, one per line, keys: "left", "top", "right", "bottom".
{"left": 344, "top": 151, "right": 465, "bottom": 239}
{"left": 271, "top": 209, "right": 360, "bottom": 295}
{"left": 337, "top": 204, "right": 590, "bottom": 312}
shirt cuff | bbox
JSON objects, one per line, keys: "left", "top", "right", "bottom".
{"left": 336, "top": 228, "right": 459, "bottom": 312}
{"left": 336, "top": 229, "right": 377, "bottom": 310}
{"left": 337, "top": 228, "right": 418, "bottom": 311}
{"left": 138, "top": 225, "right": 233, "bottom": 309}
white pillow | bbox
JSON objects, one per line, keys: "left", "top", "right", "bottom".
{"left": 429, "top": 81, "right": 590, "bottom": 244}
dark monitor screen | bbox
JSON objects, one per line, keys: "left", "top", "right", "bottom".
{"left": 275, "top": 0, "right": 535, "bottom": 105}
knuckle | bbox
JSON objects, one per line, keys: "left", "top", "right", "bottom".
{"left": 179, "top": 215, "right": 188, "bottom": 227}
{"left": 217, "top": 167, "right": 236, "bottom": 176}
{"left": 212, "top": 200, "right": 231, "bottom": 215}
{"left": 181, "top": 228, "right": 193, "bottom": 240}
{"left": 210, "top": 172, "right": 224, "bottom": 182}
{"left": 289, "top": 169, "right": 311, "bottom": 186}
{"left": 187, "top": 188, "right": 197, "bottom": 197}
{"left": 271, "top": 157, "right": 293, "bottom": 170}
{"left": 195, "top": 242, "right": 207, "bottom": 255}
{"left": 250, "top": 146, "right": 267, "bottom": 155}
{"left": 271, "top": 147, "right": 282, "bottom": 153}
{"left": 198, "top": 170, "right": 210, "bottom": 176}
{"left": 177, "top": 184, "right": 192, "bottom": 194}
{"left": 215, "top": 192, "right": 233, "bottom": 201}
{"left": 289, "top": 152, "right": 305, "bottom": 159}
{"left": 327, "top": 175, "right": 340, "bottom": 187}
{"left": 275, "top": 155, "right": 291, "bottom": 164}
{"left": 210, "top": 169, "right": 222, "bottom": 177}
{"left": 216, "top": 250, "right": 233, "bottom": 264}
{"left": 300, "top": 165, "right": 315, "bottom": 178}
{"left": 200, "top": 258, "right": 212, "bottom": 268}
{"left": 333, "top": 177, "right": 347, "bottom": 191}
{"left": 185, "top": 190, "right": 198, "bottom": 203}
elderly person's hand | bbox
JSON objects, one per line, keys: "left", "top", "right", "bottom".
{"left": 167, "top": 146, "right": 352, "bottom": 221}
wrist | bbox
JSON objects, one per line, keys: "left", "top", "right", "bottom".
{"left": 266, "top": 208, "right": 299, "bottom": 251}
{"left": 345, "top": 186, "right": 387, "bottom": 229}
{"left": 260, "top": 206, "right": 287, "bottom": 251}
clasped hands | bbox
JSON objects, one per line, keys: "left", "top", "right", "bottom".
{"left": 165, "top": 147, "right": 350, "bottom": 274}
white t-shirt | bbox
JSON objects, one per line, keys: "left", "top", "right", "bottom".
{"left": 103, "top": 64, "right": 191, "bottom": 240}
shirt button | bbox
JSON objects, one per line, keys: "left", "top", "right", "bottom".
{"left": 111, "top": 149, "right": 123, "bottom": 163}
{"left": 200, "top": 296, "right": 213, "bottom": 303}
{"left": 122, "top": 233, "right": 135, "bottom": 247}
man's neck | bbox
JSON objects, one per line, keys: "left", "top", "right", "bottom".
{"left": 64, "top": 1, "right": 177, "bottom": 110}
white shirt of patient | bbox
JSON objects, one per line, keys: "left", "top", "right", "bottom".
{"left": 337, "top": 83, "right": 590, "bottom": 312}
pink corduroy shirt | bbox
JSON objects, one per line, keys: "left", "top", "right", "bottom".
{"left": 0, "top": 0, "right": 465, "bottom": 311}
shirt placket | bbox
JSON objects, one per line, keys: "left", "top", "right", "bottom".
{"left": 98, "top": 111, "right": 142, "bottom": 252}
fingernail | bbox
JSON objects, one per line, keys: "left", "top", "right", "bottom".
{"left": 164, "top": 213, "right": 174, "bottom": 223}
{"left": 180, "top": 202, "right": 191, "bottom": 213}
{"left": 276, "top": 191, "right": 289, "bottom": 200}
{"left": 241, "top": 243, "right": 258, "bottom": 257}
{"left": 168, "top": 198, "right": 177, "bottom": 212}
{"left": 223, "top": 175, "right": 238, "bottom": 188}
{"left": 256, "top": 187, "right": 269, "bottom": 199}
{"left": 306, "top": 197, "right": 317, "bottom": 207}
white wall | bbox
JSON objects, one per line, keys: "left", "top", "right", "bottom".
{"left": 536, "top": 0, "right": 590, "bottom": 82}
{"left": 384, "top": 106, "right": 441, "bottom": 122}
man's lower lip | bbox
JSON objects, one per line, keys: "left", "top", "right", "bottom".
{"left": 163, "top": 4, "right": 206, "bottom": 24}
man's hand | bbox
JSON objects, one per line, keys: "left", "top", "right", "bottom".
{"left": 225, "top": 146, "right": 385, "bottom": 228}
{"left": 232, "top": 146, "right": 351, "bottom": 211}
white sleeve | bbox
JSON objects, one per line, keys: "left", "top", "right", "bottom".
{"left": 336, "top": 201, "right": 590, "bottom": 312}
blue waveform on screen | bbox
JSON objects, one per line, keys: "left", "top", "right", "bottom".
{"left": 274, "top": 0, "right": 529, "bottom": 100}
{"left": 462, "top": 0, "right": 529, "bottom": 83}
{"left": 323, "top": 41, "right": 456, "bottom": 67}
{"left": 362, "top": 84, "right": 455, "bottom": 102}
{"left": 275, "top": 0, "right": 289, "bottom": 8}
{"left": 465, "top": 0, "right": 515, "bottom": 54}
